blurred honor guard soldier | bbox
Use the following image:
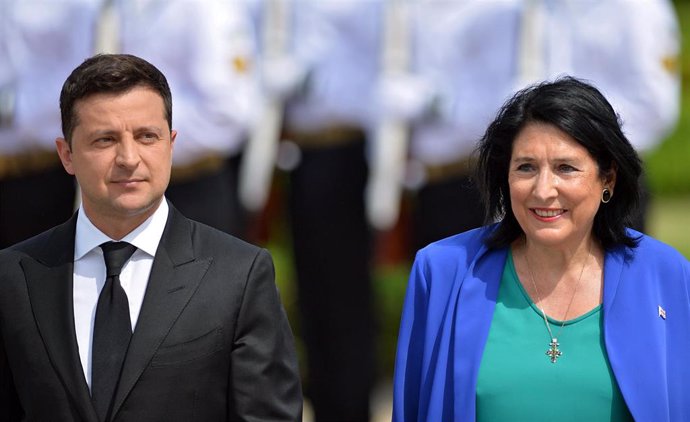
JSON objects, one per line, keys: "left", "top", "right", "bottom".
{"left": 375, "top": 1, "right": 520, "bottom": 249}
{"left": 0, "top": 0, "right": 99, "bottom": 247}
{"left": 376, "top": 0, "right": 680, "bottom": 250}
{"left": 515, "top": 0, "right": 680, "bottom": 154}
{"left": 0, "top": 53, "right": 301, "bottom": 421}
{"left": 246, "top": 1, "right": 383, "bottom": 420}
{"left": 107, "top": 0, "right": 259, "bottom": 236}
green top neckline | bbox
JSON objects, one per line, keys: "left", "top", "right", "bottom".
{"left": 507, "top": 250, "right": 602, "bottom": 326}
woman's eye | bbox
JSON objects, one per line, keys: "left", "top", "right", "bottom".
{"left": 558, "top": 164, "right": 577, "bottom": 173}
{"left": 516, "top": 163, "right": 534, "bottom": 172}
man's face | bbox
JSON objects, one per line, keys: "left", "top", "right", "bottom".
{"left": 56, "top": 86, "right": 175, "bottom": 232}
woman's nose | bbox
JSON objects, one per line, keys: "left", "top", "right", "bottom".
{"left": 532, "top": 170, "right": 558, "bottom": 200}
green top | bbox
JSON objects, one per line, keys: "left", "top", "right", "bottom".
{"left": 476, "top": 251, "right": 633, "bottom": 422}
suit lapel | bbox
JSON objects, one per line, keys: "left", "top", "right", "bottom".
{"left": 21, "top": 214, "right": 99, "bottom": 422}
{"left": 111, "top": 207, "right": 212, "bottom": 417}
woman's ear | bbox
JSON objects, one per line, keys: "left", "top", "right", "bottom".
{"left": 603, "top": 162, "right": 618, "bottom": 192}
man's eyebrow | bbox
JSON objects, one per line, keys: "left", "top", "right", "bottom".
{"left": 86, "top": 129, "right": 119, "bottom": 138}
{"left": 135, "top": 126, "right": 164, "bottom": 135}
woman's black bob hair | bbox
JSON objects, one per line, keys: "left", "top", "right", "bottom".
{"left": 475, "top": 76, "right": 642, "bottom": 249}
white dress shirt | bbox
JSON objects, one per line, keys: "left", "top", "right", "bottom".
{"left": 73, "top": 199, "right": 169, "bottom": 388}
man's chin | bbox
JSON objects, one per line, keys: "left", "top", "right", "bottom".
{"left": 112, "top": 196, "right": 163, "bottom": 218}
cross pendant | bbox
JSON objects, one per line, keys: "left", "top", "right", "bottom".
{"left": 546, "top": 338, "right": 562, "bottom": 363}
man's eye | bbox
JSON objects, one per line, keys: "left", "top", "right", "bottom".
{"left": 139, "top": 133, "right": 159, "bottom": 142}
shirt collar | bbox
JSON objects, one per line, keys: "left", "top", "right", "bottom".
{"left": 74, "top": 199, "right": 170, "bottom": 260}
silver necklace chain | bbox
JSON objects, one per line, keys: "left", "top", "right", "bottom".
{"left": 523, "top": 240, "right": 592, "bottom": 363}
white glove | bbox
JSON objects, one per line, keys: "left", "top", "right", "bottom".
{"left": 377, "top": 73, "right": 437, "bottom": 121}
{"left": 261, "top": 55, "right": 308, "bottom": 101}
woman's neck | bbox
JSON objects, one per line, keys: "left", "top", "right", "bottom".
{"left": 513, "top": 234, "right": 605, "bottom": 320}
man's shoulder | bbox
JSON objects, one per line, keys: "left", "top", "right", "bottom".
{"left": 1, "top": 219, "right": 75, "bottom": 262}
{"left": 184, "top": 218, "right": 265, "bottom": 260}
{"left": 0, "top": 221, "right": 75, "bottom": 285}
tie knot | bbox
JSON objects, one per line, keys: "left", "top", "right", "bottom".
{"left": 100, "top": 241, "right": 137, "bottom": 278}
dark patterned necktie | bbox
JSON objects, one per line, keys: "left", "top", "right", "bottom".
{"left": 91, "top": 241, "right": 137, "bottom": 422}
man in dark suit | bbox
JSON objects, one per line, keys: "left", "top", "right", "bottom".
{"left": 0, "top": 54, "right": 302, "bottom": 421}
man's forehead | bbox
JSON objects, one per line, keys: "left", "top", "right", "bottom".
{"left": 74, "top": 86, "right": 164, "bottom": 107}
{"left": 72, "top": 88, "right": 166, "bottom": 121}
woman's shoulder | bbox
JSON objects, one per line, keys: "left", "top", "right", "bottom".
{"left": 415, "top": 224, "right": 500, "bottom": 268}
{"left": 625, "top": 228, "right": 689, "bottom": 265}
{"left": 616, "top": 229, "right": 690, "bottom": 280}
{"left": 420, "top": 224, "right": 494, "bottom": 251}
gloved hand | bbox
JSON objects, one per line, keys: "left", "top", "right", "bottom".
{"left": 376, "top": 73, "right": 437, "bottom": 122}
{"left": 261, "top": 55, "right": 308, "bottom": 101}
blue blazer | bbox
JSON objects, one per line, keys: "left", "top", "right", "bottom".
{"left": 393, "top": 225, "right": 690, "bottom": 422}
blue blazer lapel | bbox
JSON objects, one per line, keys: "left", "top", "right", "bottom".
{"left": 111, "top": 206, "right": 212, "bottom": 418}
{"left": 603, "top": 244, "right": 671, "bottom": 422}
{"left": 395, "top": 227, "right": 505, "bottom": 422}
{"left": 411, "top": 240, "right": 505, "bottom": 422}
{"left": 21, "top": 214, "right": 99, "bottom": 422}
{"left": 451, "top": 246, "right": 505, "bottom": 422}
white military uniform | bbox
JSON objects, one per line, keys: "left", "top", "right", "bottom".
{"left": 113, "top": 0, "right": 259, "bottom": 235}
{"left": 404, "top": 0, "right": 679, "bottom": 171}
{"left": 0, "top": 0, "right": 100, "bottom": 155}
{"left": 405, "top": 0, "right": 521, "bottom": 180}
{"left": 116, "top": 0, "right": 257, "bottom": 167}
{"left": 0, "top": 0, "right": 99, "bottom": 247}
{"left": 514, "top": 0, "right": 680, "bottom": 153}
{"left": 375, "top": 0, "right": 522, "bottom": 248}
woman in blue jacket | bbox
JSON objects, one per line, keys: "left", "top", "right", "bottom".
{"left": 393, "top": 77, "right": 690, "bottom": 422}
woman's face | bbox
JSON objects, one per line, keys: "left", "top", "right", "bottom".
{"left": 508, "top": 122, "right": 615, "bottom": 249}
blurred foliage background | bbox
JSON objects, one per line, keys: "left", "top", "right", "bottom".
{"left": 647, "top": 0, "right": 690, "bottom": 259}
{"left": 649, "top": 1, "right": 690, "bottom": 195}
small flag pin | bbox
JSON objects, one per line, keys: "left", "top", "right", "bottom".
{"left": 658, "top": 305, "right": 666, "bottom": 320}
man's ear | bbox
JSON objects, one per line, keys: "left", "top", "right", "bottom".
{"left": 170, "top": 130, "right": 177, "bottom": 163}
{"left": 55, "top": 137, "right": 75, "bottom": 175}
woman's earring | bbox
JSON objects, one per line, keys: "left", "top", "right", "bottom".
{"left": 601, "top": 188, "right": 612, "bottom": 204}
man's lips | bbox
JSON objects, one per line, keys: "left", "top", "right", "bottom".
{"left": 112, "top": 179, "right": 145, "bottom": 186}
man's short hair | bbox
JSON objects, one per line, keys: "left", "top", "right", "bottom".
{"left": 60, "top": 54, "right": 172, "bottom": 145}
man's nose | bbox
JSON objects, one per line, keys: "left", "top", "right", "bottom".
{"left": 115, "top": 137, "right": 140, "bottom": 168}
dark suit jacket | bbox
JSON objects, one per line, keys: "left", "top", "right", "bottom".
{"left": 0, "top": 205, "right": 302, "bottom": 421}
